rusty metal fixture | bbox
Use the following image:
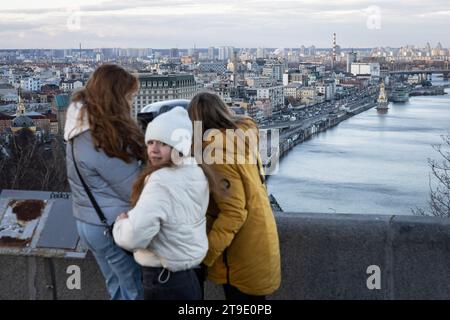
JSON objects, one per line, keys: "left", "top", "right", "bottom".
{"left": 0, "top": 199, "right": 46, "bottom": 247}
{"left": 0, "top": 236, "right": 31, "bottom": 247}
{"left": 0, "top": 191, "right": 86, "bottom": 259}
{"left": 8, "top": 200, "right": 17, "bottom": 207}
{"left": 12, "top": 199, "right": 45, "bottom": 223}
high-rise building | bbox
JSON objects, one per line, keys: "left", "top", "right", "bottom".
{"left": 169, "top": 48, "right": 180, "bottom": 59}
{"left": 332, "top": 33, "right": 337, "bottom": 70}
{"left": 208, "top": 47, "right": 215, "bottom": 60}
{"left": 218, "top": 47, "right": 225, "bottom": 60}
{"left": 218, "top": 46, "right": 234, "bottom": 61}
{"left": 346, "top": 51, "right": 358, "bottom": 73}
{"left": 51, "top": 49, "right": 65, "bottom": 59}
{"left": 101, "top": 48, "right": 116, "bottom": 59}
{"left": 192, "top": 46, "right": 199, "bottom": 61}
{"left": 132, "top": 74, "right": 198, "bottom": 118}
{"left": 262, "top": 63, "right": 285, "bottom": 82}
{"left": 426, "top": 43, "right": 432, "bottom": 57}
{"left": 228, "top": 47, "right": 235, "bottom": 61}
{"left": 299, "top": 45, "right": 306, "bottom": 56}
{"left": 64, "top": 49, "right": 73, "bottom": 58}
{"left": 256, "top": 47, "right": 265, "bottom": 59}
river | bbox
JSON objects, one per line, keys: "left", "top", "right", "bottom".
{"left": 267, "top": 80, "right": 450, "bottom": 215}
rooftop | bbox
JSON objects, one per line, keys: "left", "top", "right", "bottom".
{"left": 137, "top": 73, "right": 195, "bottom": 81}
{"left": 0, "top": 83, "right": 15, "bottom": 90}
{"left": 12, "top": 115, "right": 34, "bottom": 128}
{"left": 54, "top": 94, "right": 71, "bottom": 109}
{"left": 0, "top": 112, "right": 14, "bottom": 120}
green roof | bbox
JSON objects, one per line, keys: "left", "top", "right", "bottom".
{"left": 54, "top": 94, "right": 71, "bottom": 110}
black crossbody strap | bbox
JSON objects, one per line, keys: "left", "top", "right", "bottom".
{"left": 71, "top": 139, "right": 109, "bottom": 226}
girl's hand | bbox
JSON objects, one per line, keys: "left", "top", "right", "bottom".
{"left": 116, "top": 212, "right": 129, "bottom": 222}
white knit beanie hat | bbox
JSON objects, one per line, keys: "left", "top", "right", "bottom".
{"left": 145, "top": 107, "right": 193, "bottom": 157}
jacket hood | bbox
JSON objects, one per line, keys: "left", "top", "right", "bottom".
{"left": 64, "top": 101, "right": 90, "bottom": 141}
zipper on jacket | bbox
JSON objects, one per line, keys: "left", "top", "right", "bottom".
{"left": 223, "top": 248, "right": 230, "bottom": 284}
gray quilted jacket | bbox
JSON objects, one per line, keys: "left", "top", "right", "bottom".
{"left": 64, "top": 102, "right": 141, "bottom": 226}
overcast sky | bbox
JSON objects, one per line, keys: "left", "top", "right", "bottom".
{"left": 0, "top": 0, "right": 449, "bottom": 49}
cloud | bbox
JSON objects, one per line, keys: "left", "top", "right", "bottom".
{"left": 0, "top": 0, "right": 448, "bottom": 48}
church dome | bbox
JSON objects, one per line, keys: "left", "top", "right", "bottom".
{"left": 12, "top": 115, "right": 34, "bottom": 128}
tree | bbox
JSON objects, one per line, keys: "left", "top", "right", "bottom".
{"left": 0, "top": 129, "right": 69, "bottom": 192}
{"left": 414, "top": 133, "right": 450, "bottom": 217}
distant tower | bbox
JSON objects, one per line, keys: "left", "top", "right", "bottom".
{"left": 16, "top": 88, "right": 26, "bottom": 115}
{"left": 332, "top": 33, "right": 337, "bottom": 71}
{"left": 376, "top": 81, "right": 389, "bottom": 111}
{"left": 346, "top": 50, "right": 357, "bottom": 73}
{"left": 233, "top": 50, "right": 238, "bottom": 89}
{"left": 11, "top": 87, "right": 36, "bottom": 134}
{"left": 208, "top": 46, "right": 215, "bottom": 60}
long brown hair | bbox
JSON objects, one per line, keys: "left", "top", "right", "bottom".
{"left": 188, "top": 91, "right": 258, "bottom": 196}
{"left": 188, "top": 91, "right": 251, "bottom": 133}
{"left": 130, "top": 160, "right": 173, "bottom": 207}
{"left": 72, "top": 64, "right": 146, "bottom": 163}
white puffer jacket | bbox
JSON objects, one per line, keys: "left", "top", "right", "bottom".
{"left": 113, "top": 157, "right": 209, "bottom": 272}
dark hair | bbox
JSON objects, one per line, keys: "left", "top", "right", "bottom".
{"left": 72, "top": 64, "right": 146, "bottom": 163}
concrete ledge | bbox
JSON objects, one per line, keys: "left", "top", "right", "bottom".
{"left": 0, "top": 253, "right": 108, "bottom": 300}
{"left": 1, "top": 212, "right": 450, "bottom": 299}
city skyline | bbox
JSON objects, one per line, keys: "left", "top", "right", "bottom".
{"left": 0, "top": 0, "right": 449, "bottom": 49}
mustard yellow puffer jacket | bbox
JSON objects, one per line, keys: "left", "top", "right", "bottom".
{"left": 202, "top": 120, "right": 281, "bottom": 296}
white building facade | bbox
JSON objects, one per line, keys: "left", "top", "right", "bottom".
{"left": 350, "top": 63, "right": 381, "bottom": 77}
{"left": 133, "top": 74, "right": 199, "bottom": 118}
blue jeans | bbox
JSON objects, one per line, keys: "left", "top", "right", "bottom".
{"left": 76, "top": 220, "right": 144, "bottom": 300}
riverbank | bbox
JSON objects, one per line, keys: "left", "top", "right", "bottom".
{"left": 264, "top": 99, "right": 377, "bottom": 176}
{"left": 265, "top": 99, "right": 377, "bottom": 212}
{"left": 267, "top": 87, "right": 450, "bottom": 215}
{"left": 265, "top": 83, "right": 449, "bottom": 212}
{"left": 268, "top": 83, "right": 450, "bottom": 170}
{"left": 410, "top": 85, "right": 449, "bottom": 97}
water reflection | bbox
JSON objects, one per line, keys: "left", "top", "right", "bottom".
{"left": 267, "top": 86, "right": 450, "bottom": 215}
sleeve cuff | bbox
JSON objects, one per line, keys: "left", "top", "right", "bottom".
{"left": 203, "top": 249, "right": 220, "bottom": 267}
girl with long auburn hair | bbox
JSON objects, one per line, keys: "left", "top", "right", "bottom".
{"left": 65, "top": 64, "right": 145, "bottom": 300}
{"left": 188, "top": 91, "right": 281, "bottom": 300}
